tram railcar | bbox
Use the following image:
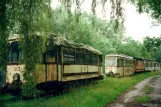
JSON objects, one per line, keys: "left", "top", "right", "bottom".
{"left": 144, "top": 59, "right": 153, "bottom": 71}
{"left": 3, "top": 33, "right": 103, "bottom": 92}
{"left": 154, "top": 62, "right": 160, "bottom": 71}
{"left": 105, "top": 54, "right": 134, "bottom": 77}
{"left": 133, "top": 57, "right": 145, "bottom": 72}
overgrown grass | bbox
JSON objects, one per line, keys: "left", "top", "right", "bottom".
{"left": 134, "top": 96, "right": 151, "bottom": 103}
{"left": 143, "top": 85, "right": 153, "bottom": 94}
{"left": 0, "top": 72, "right": 161, "bottom": 107}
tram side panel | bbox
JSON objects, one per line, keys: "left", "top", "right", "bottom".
{"left": 62, "top": 48, "right": 102, "bottom": 82}
{"left": 154, "top": 62, "right": 160, "bottom": 71}
{"left": 105, "top": 55, "right": 134, "bottom": 77}
{"left": 144, "top": 60, "right": 153, "bottom": 71}
{"left": 134, "top": 59, "right": 145, "bottom": 72}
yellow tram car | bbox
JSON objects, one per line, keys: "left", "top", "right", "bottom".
{"left": 105, "top": 54, "right": 134, "bottom": 77}
{"left": 4, "top": 33, "right": 103, "bottom": 92}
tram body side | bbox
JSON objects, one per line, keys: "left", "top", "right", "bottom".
{"left": 105, "top": 55, "right": 134, "bottom": 77}
{"left": 105, "top": 54, "right": 161, "bottom": 77}
{"left": 2, "top": 35, "right": 103, "bottom": 93}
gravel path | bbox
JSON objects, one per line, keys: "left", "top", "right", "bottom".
{"left": 107, "top": 75, "right": 161, "bottom": 107}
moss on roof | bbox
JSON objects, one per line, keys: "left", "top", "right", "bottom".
{"left": 8, "top": 33, "right": 102, "bottom": 55}
{"left": 51, "top": 34, "right": 102, "bottom": 55}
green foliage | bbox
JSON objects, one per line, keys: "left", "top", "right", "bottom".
{"left": 0, "top": 0, "right": 9, "bottom": 71}
{"left": 58, "top": 0, "right": 125, "bottom": 28}
{"left": 0, "top": 0, "right": 51, "bottom": 97}
{"left": 155, "top": 46, "right": 161, "bottom": 62}
{"left": 16, "top": 0, "right": 51, "bottom": 97}
{"left": 131, "top": 0, "right": 161, "bottom": 23}
{"left": 1, "top": 72, "right": 161, "bottom": 107}
{"left": 21, "top": 74, "right": 40, "bottom": 97}
{"left": 51, "top": 7, "right": 124, "bottom": 56}
{"left": 117, "top": 37, "right": 151, "bottom": 59}
{"left": 143, "top": 36, "right": 161, "bottom": 62}
{"left": 134, "top": 96, "right": 151, "bottom": 103}
{"left": 20, "top": 34, "right": 46, "bottom": 97}
{"left": 143, "top": 85, "right": 153, "bottom": 94}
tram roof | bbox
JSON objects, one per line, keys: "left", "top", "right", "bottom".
{"left": 105, "top": 54, "right": 133, "bottom": 59}
{"left": 8, "top": 33, "right": 102, "bottom": 55}
{"left": 133, "top": 57, "right": 144, "bottom": 61}
{"left": 143, "top": 58, "right": 153, "bottom": 62}
{"left": 51, "top": 34, "right": 102, "bottom": 55}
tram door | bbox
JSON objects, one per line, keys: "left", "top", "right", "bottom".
{"left": 117, "top": 58, "right": 124, "bottom": 76}
{"left": 45, "top": 50, "right": 57, "bottom": 82}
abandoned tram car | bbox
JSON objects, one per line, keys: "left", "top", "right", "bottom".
{"left": 105, "top": 54, "right": 161, "bottom": 77}
{"left": 105, "top": 54, "right": 134, "bottom": 77}
{"left": 5, "top": 33, "right": 103, "bottom": 92}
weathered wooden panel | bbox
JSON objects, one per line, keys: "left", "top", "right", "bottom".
{"left": 47, "top": 64, "right": 57, "bottom": 81}
{"left": 35, "top": 65, "right": 46, "bottom": 83}
{"left": 64, "top": 65, "right": 82, "bottom": 74}
{"left": 62, "top": 73, "right": 99, "bottom": 82}
{"left": 134, "top": 60, "right": 145, "bottom": 72}
{"left": 87, "top": 65, "right": 98, "bottom": 72}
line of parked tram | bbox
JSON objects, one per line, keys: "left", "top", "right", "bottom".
{"left": 105, "top": 54, "right": 161, "bottom": 77}
{"left": 0, "top": 33, "right": 161, "bottom": 94}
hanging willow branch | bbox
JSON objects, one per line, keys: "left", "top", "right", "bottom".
{"left": 0, "top": 0, "right": 8, "bottom": 71}
{"left": 110, "top": 0, "right": 125, "bottom": 29}
{"left": 0, "top": 0, "right": 52, "bottom": 97}
{"left": 58, "top": 0, "right": 125, "bottom": 29}
{"left": 75, "top": 0, "right": 85, "bottom": 22}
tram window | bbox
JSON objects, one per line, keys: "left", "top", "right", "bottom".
{"left": 46, "top": 50, "right": 56, "bottom": 63}
{"left": 158, "top": 64, "right": 160, "bottom": 67}
{"left": 129, "top": 60, "right": 133, "bottom": 67}
{"left": 124, "top": 60, "right": 128, "bottom": 67}
{"left": 85, "top": 54, "right": 92, "bottom": 64}
{"left": 76, "top": 52, "right": 84, "bottom": 64}
{"left": 125, "top": 60, "right": 133, "bottom": 67}
{"left": 7, "top": 42, "right": 23, "bottom": 63}
{"left": 135, "top": 60, "right": 138, "bottom": 66}
{"left": 92, "top": 54, "right": 98, "bottom": 65}
{"left": 106, "top": 57, "right": 116, "bottom": 66}
{"left": 7, "top": 45, "right": 11, "bottom": 63}
{"left": 64, "top": 50, "right": 75, "bottom": 63}
{"left": 11, "top": 42, "right": 19, "bottom": 63}
{"left": 117, "top": 59, "right": 123, "bottom": 66}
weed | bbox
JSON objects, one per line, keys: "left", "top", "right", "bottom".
{"left": 144, "top": 85, "right": 153, "bottom": 94}
{"left": 134, "top": 96, "right": 150, "bottom": 103}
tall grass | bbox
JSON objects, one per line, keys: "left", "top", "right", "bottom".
{"left": 0, "top": 72, "right": 161, "bottom": 107}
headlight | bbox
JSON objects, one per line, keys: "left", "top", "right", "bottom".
{"left": 13, "top": 73, "right": 20, "bottom": 81}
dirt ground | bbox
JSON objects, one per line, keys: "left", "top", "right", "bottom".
{"left": 107, "top": 75, "right": 161, "bottom": 107}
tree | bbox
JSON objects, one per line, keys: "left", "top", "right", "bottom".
{"left": 131, "top": 0, "right": 161, "bottom": 24}
{"left": 51, "top": 7, "right": 125, "bottom": 54}
{"left": 0, "top": 0, "right": 52, "bottom": 97}
{"left": 57, "top": 0, "right": 125, "bottom": 28}
{"left": 143, "top": 36, "right": 161, "bottom": 62}
{"left": 0, "top": 0, "right": 9, "bottom": 71}
{"left": 116, "top": 37, "right": 151, "bottom": 59}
